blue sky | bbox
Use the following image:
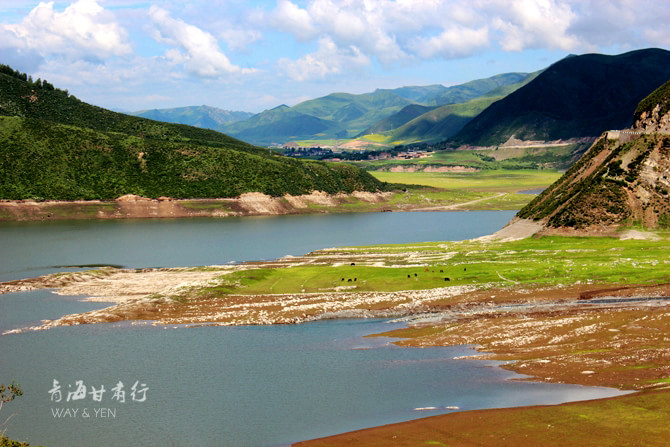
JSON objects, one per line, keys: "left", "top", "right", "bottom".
{"left": 1, "top": 0, "right": 669, "bottom": 113}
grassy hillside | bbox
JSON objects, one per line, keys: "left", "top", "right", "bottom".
{"left": 379, "top": 84, "right": 447, "bottom": 103}
{"left": 290, "top": 90, "right": 413, "bottom": 136}
{"left": 428, "top": 72, "right": 529, "bottom": 106}
{"left": 0, "top": 66, "right": 386, "bottom": 200}
{"left": 454, "top": 48, "right": 670, "bottom": 146}
{"left": 0, "top": 67, "right": 268, "bottom": 157}
{"left": 361, "top": 104, "right": 437, "bottom": 135}
{"left": 388, "top": 96, "right": 502, "bottom": 143}
{"left": 219, "top": 105, "right": 347, "bottom": 146}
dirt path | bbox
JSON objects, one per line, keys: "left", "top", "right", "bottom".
{"left": 414, "top": 192, "right": 506, "bottom": 211}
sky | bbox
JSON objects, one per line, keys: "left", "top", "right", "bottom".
{"left": 1, "top": 0, "right": 669, "bottom": 113}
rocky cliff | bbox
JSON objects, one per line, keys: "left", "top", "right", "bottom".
{"left": 517, "top": 79, "right": 670, "bottom": 231}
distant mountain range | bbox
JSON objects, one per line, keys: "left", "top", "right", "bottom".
{"left": 453, "top": 48, "right": 670, "bottom": 146}
{"left": 132, "top": 105, "right": 253, "bottom": 129}
{"left": 375, "top": 72, "right": 541, "bottom": 143}
{"left": 121, "top": 48, "right": 670, "bottom": 150}
{"left": 135, "top": 73, "right": 530, "bottom": 146}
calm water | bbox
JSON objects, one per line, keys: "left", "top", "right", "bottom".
{"left": 1, "top": 314, "right": 627, "bottom": 447}
{"left": 0, "top": 211, "right": 517, "bottom": 282}
{"left": 0, "top": 211, "right": 628, "bottom": 446}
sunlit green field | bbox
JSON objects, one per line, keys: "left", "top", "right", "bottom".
{"left": 191, "top": 236, "right": 670, "bottom": 298}
{"left": 372, "top": 169, "right": 562, "bottom": 192}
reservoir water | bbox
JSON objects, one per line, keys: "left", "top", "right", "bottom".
{"left": 0, "top": 211, "right": 627, "bottom": 446}
{"left": 0, "top": 211, "right": 518, "bottom": 282}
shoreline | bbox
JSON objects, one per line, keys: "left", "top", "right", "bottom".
{"left": 0, "top": 187, "right": 539, "bottom": 222}
{"left": 2, "top": 223, "right": 668, "bottom": 445}
{"left": 0, "top": 191, "right": 396, "bottom": 221}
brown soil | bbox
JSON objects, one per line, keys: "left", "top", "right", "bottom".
{"left": 294, "top": 390, "right": 670, "bottom": 447}
{"left": 0, "top": 191, "right": 395, "bottom": 221}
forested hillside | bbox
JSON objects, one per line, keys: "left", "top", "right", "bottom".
{"left": 0, "top": 65, "right": 386, "bottom": 200}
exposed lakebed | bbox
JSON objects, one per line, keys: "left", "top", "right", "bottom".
{"left": 0, "top": 211, "right": 628, "bottom": 446}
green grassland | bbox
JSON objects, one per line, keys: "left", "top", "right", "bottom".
{"left": 359, "top": 144, "right": 589, "bottom": 171}
{"left": 186, "top": 235, "right": 670, "bottom": 299}
{"left": 372, "top": 169, "right": 561, "bottom": 191}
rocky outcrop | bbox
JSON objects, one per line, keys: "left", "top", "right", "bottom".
{"left": 518, "top": 79, "right": 670, "bottom": 231}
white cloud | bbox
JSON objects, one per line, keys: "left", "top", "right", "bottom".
{"left": 264, "top": 0, "right": 589, "bottom": 69}
{"left": 567, "top": 0, "right": 670, "bottom": 49}
{"left": 219, "top": 26, "right": 262, "bottom": 52}
{"left": 1, "top": 0, "right": 131, "bottom": 61}
{"left": 271, "top": 0, "right": 316, "bottom": 41}
{"left": 268, "top": 0, "right": 409, "bottom": 65}
{"left": 278, "top": 37, "right": 370, "bottom": 81}
{"left": 148, "top": 5, "right": 256, "bottom": 78}
{"left": 491, "top": 0, "right": 579, "bottom": 51}
{"left": 413, "top": 25, "right": 490, "bottom": 59}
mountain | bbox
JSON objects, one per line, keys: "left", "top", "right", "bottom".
{"left": 0, "top": 65, "right": 385, "bottom": 200}
{"left": 362, "top": 72, "right": 539, "bottom": 143}
{"left": 517, "top": 78, "right": 670, "bottom": 230}
{"left": 380, "top": 85, "right": 448, "bottom": 104}
{"left": 427, "top": 72, "right": 530, "bottom": 106}
{"left": 386, "top": 96, "right": 501, "bottom": 143}
{"left": 453, "top": 48, "right": 670, "bottom": 147}
{"left": 361, "top": 104, "right": 438, "bottom": 135}
{"left": 221, "top": 73, "right": 530, "bottom": 146}
{"left": 288, "top": 90, "right": 414, "bottom": 136}
{"left": 219, "top": 105, "right": 347, "bottom": 146}
{"left": 132, "top": 105, "right": 253, "bottom": 129}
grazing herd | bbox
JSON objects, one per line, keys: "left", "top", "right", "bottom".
{"left": 340, "top": 265, "right": 463, "bottom": 284}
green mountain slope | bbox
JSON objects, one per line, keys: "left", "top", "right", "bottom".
{"left": 221, "top": 73, "right": 531, "bottom": 146}
{"left": 517, "top": 78, "right": 670, "bottom": 230}
{"left": 0, "top": 67, "right": 266, "bottom": 156}
{"left": 220, "top": 105, "right": 347, "bottom": 146}
{"left": 132, "top": 105, "right": 253, "bottom": 129}
{"left": 0, "top": 65, "right": 385, "bottom": 200}
{"left": 290, "top": 90, "right": 413, "bottom": 136}
{"left": 453, "top": 48, "right": 670, "bottom": 147}
{"left": 388, "top": 96, "right": 502, "bottom": 143}
{"left": 380, "top": 85, "right": 448, "bottom": 104}
{"left": 428, "top": 72, "right": 529, "bottom": 106}
{"left": 369, "top": 72, "right": 539, "bottom": 144}
{"left": 361, "top": 104, "right": 437, "bottom": 135}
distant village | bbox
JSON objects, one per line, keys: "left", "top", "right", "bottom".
{"left": 279, "top": 143, "right": 434, "bottom": 162}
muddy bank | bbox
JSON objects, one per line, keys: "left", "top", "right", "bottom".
{"left": 0, "top": 190, "right": 395, "bottom": 221}
{"left": 296, "top": 283, "right": 670, "bottom": 446}
{"left": 295, "top": 390, "right": 670, "bottom": 447}
{"left": 382, "top": 165, "right": 480, "bottom": 173}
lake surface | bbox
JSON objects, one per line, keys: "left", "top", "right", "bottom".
{"left": 0, "top": 210, "right": 517, "bottom": 282}
{"left": 0, "top": 211, "right": 628, "bottom": 446}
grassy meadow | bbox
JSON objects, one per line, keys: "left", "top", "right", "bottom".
{"left": 186, "top": 235, "right": 670, "bottom": 300}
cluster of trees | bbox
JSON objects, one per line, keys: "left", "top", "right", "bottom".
{"left": 0, "top": 64, "right": 56, "bottom": 91}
